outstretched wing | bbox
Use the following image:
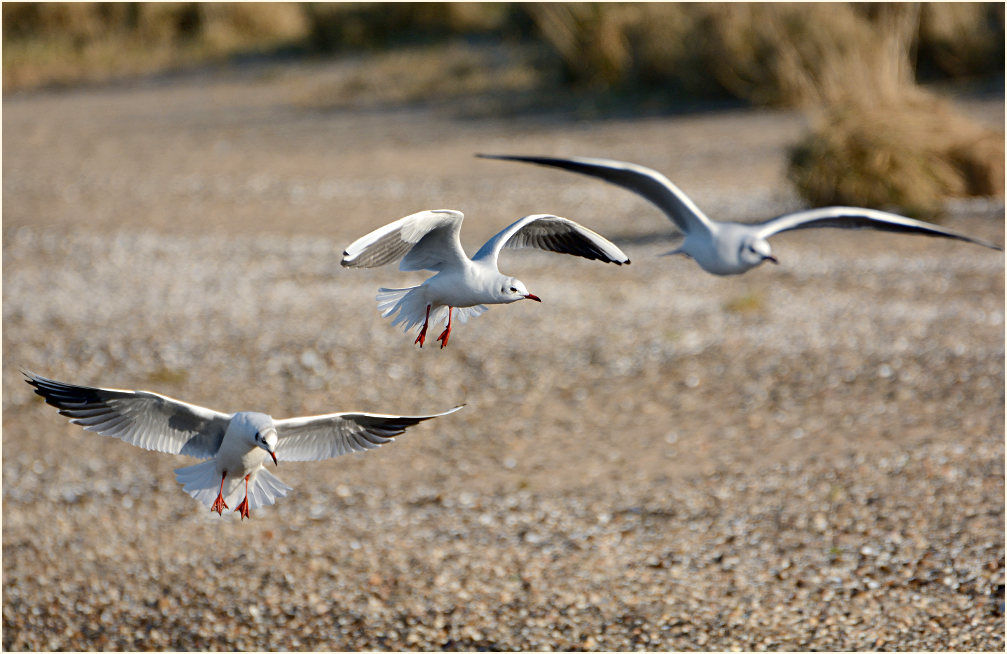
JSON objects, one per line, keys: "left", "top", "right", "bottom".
{"left": 476, "top": 154, "right": 715, "bottom": 236}
{"left": 472, "top": 214, "right": 630, "bottom": 268}
{"left": 273, "top": 406, "right": 463, "bottom": 462}
{"left": 340, "top": 209, "right": 469, "bottom": 272}
{"left": 756, "top": 206, "right": 1003, "bottom": 250}
{"left": 23, "top": 370, "right": 231, "bottom": 459}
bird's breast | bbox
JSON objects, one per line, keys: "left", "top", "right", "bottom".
{"left": 216, "top": 438, "right": 269, "bottom": 477}
{"left": 426, "top": 266, "right": 498, "bottom": 307}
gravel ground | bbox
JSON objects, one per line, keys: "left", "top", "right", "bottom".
{"left": 3, "top": 61, "right": 1004, "bottom": 650}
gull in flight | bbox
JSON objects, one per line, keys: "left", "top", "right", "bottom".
{"left": 25, "top": 371, "right": 462, "bottom": 519}
{"left": 477, "top": 154, "right": 1002, "bottom": 276}
{"left": 341, "top": 210, "right": 629, "bottom": 347}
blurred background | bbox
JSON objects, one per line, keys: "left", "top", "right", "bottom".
{"left": 3, "top": 3, "right": 1004, "bottom": 650}
{"left": 3, "top": 1, "right": 1005, "bottom": 213}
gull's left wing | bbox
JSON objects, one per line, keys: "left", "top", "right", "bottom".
{"left": 755, "top": 206, "right": 1002, "bottom": 250}
{"left": 273, "top": 405, "right": 463, "bottom": 462}
{"left": 472, "top": 214, "right": 630, "bottom": 268}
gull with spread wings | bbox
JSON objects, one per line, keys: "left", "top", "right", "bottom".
{"left": 25, "top": 370, "right": 461, "bottom": 519}
{"left": 341, "top": 210, "right": 629, "bottom": 348}
{"left": 478, "top": 154, "right": 1002, "bottom": 276}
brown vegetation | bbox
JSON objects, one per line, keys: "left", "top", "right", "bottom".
{"left": 789, "top": 97, "right": 1006, "bottom": 216}
{"left": 771, "top": 4, "right": 1004, "bottom": 214}
{"left": 3, "top": 3, "right": 1003, "bottom": 213}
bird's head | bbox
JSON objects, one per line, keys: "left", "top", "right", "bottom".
{"left": 236, "top": 412, "right": 278, "bottom": 465}
{"left": 254, "top": 427, "right": 278, "bottom": 466}
{"left": 497, "top": 276, "right": 541, "bottom": 303}
{"left": 740, "top": 237, "right": 778, "bottom": 267}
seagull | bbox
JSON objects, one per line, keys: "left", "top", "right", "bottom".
{"left": 477, "top": 154, "right": 1002, "bottom": 276}
{"left": 341, "top": 210, "right": 629, "bottom": 348}
{"left": 24, "top": 370, "right": 462, "bottom": 519}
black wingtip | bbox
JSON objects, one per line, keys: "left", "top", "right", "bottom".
{"left": 475, "top": 153, "right": 514, "bottom": 161}
{"left": 21, "top": 369, "right": 44, "bottom": 389}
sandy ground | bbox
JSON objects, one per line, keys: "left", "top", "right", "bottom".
{"left": 3, "top": 60, "right": 1004, "bottom": 650}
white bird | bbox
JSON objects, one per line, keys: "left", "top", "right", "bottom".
{"left": 477, "top": 154, "right": 1002, "bottom": 276}
{"left": 341, "top": 210, "right": 630, "bottom": 348}
{"left": 24, "top": 370, "right": 462, "bottom": 519}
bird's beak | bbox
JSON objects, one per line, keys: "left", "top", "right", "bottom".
{"left": 524, "top": 293, "right": 542, "bottom": 302}
{"left": 764, "top": 255, "right": 779, "bottom": 264}
{"left": 269, "top": 450, "right": 278, "bottom": 466}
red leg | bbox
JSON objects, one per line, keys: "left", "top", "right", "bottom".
{"left": 211, "top": 471, "right": 228, "bottom": 515}
{"left": 414, "top": 305, "right": 431, "bottom": 347}
{"left": 436, "top": 307, "right": 453, "bottom": 349}
{"left": 234, "top": 474, "right": 251, "bottom": 520}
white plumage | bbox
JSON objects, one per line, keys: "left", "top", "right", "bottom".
{"left": 478, "top": 154, "right": 1002, "bottom": 276}
{"left": 25, "top": 370, "right": 462, "bottom": 519}
{"left": 342, "top": 210, "right": 630, "bottom": 347}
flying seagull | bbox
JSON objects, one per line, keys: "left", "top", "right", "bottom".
{"left": 24, "top": 370, "right": 462, "bottom": 519}
{"left": 477, "top": 154, "right": 1002, "bottom": 276}
{"left": 341, "top": 210, "right": 629, "bottom": 348}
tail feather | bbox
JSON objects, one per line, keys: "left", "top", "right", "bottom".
{"left": 377, "top": 286, "right": 426, "bottom": 331}
{"left": 376, "top": 287, "right": 489, "bottom": 334}
{"left": 175, "top": 461, "right": 292, "bottom": 511}
{"left": 246, "top": 467, "right": 293, "bottom": 510}
{"left": 175, "top": 460, "right": 237, "bottom": 508}
{"left": 453, "top": 304, "right": 489, "bottom": 324}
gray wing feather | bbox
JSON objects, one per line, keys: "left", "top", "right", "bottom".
{"left": 23, "top": 370, "right": 231, "bottom": 459}
{"left": 476, "top": 154, "right": 715, "bottom": 236}
{"left": 341, "top": 210, "right": 468, "bottom": 272}
{"left": 473, "top": 214, "right": 630, "bottom": 267}
{"left": 273, "top": 406, "right": 463, "bottom": 462}
{"left": 756, "top": 206, "right": 1003, "bottom": 250}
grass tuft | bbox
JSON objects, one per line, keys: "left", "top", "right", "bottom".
{"left": 788, "top": 94, "right": 1005, "bottom": 216}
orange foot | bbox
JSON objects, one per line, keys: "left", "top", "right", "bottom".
{"left": 211, "top": 472, "right": 228, "bottom": 515}
{"left": 414, "top": 304, "right": 431, "bottom": 348}
{"left": 234, "top": 474, "right": 252, "bottom": 520}
{"left": 436, "top": 307, "right": 453, "bottom": 349}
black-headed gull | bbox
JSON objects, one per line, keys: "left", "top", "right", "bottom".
{"left": 477, "top": 154, "right": 1002, "bottom": 276}
{"left": 341, "top": 210, "right": 629, "bottom": 348}
{"left": 24, "top": 371, "right": 462, "bottom": 519}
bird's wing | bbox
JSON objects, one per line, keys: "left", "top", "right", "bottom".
{"left": 472, "top": 214, "right": 630, "bottom": 267}
{"left": 755, "top": 206, "right": 1003, "bottom": 250}
{"left": 23, "top": 370, "right": 231, "bottom": 459}
{"left": 340, "top": 209, "right": 469, "bottom": 272}
{"left": 273, "top": 406, "right": 463, "bottom": 462}
{"left": 476, "top": 154, "right": 715, "bottom": 236}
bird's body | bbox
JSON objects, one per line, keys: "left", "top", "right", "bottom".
{"left": 25, "top": 371, "right": 461, "bottom": 519}
{"left": 343, "top": 209, "right": 629, "bottom": 347}
{"left": 477, "top": 154, "right": 1002, "bottom": 275}
{"left": 425, "top": 259, "right": 506, "bottom": 309}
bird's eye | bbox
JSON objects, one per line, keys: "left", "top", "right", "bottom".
{"left": 509, "top": 287, "right": 517, "bottom": 292}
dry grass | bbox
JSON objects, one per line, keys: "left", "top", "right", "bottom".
{"left": 4, "top": 3, "right": 1003, "bottom": 215}
{"left": 6, "top": 3, "right": 1002, "bottom": 98}
{"left": 2, "top": 2, "right": 308, "bottom": 90}
{"left": 526, "top": 2, "right": 1005, "bottom": 211}
{"left": 704, "top": 3, "right": 921, "bottom": 108}
{"left": 289, "top": 40, "right": 543, "bottom": 112}
{"left": 788, "top": 93, "right": 1005, "bottom": 216}
{"left": 919, "top": 3, "right": 1006, "bottom": 78}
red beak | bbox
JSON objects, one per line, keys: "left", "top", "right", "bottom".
{"left": 270, "top": 451, "right": 278, "bottom": 466}
{"left": 524, "top": 293, "right": 542, "bottom": 302}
